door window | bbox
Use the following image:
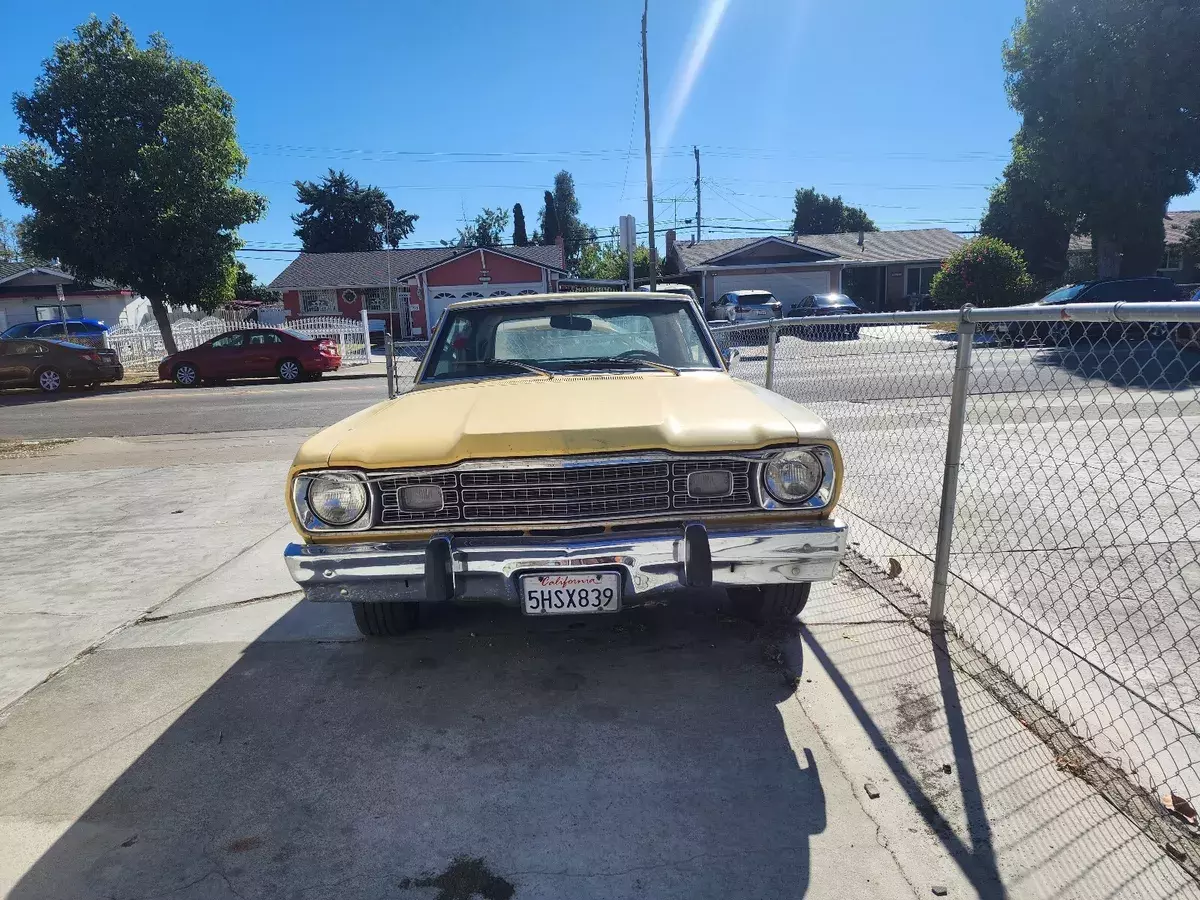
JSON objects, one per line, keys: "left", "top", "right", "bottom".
{"left": 211, "top": 333, "right": 246, "bottom": 349}
{"left": 905, "top": 266, "right": 940, "bottom": 295}
{"left": 8, "top": 342, "right": 44, "bottom": 355}
{"left": 248, "top": 332, "right": 283, "bottom": 345}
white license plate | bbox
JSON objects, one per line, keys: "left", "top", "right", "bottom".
{"left": 520, "top": 572, "right": 622, "bottom": 615}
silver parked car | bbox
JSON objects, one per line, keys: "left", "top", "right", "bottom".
{"left": 710, "top": 290, "right": 783, "bottom": 324}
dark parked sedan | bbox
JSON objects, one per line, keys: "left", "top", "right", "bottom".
{"left": 788, "top": 293, "right": 862, "bottom": 339}
{"left": 158, "top": 328, "right": 342, "bottom": 386}
{"left": 1000, "top": 277, "right": 1184, "bottom": 345}
{"left": 0, "top": 339, "right": 124, "bottom": 392}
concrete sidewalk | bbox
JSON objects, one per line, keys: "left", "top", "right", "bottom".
{"left": 0, "top": 433, "right": 1195, "bottom": 898}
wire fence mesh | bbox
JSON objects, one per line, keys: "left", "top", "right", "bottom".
{"left": 712, "top": 306, "right": 1200, "bottom": 812}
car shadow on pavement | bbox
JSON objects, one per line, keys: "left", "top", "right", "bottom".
{"left": 1033, "top": 341, "right": 1200, "bottom": 390}
{"left": 6, "top": 597, "right": 830, "bottom": 900}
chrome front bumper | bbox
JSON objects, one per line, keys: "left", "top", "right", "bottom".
{"left": 284, "top": 520, "right": 848, "bottom": 604}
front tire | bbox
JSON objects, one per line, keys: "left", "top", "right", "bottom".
{"left": 351, "top": 601, "right": 419, "bottom": 637}
{"left": 729, "top": 583, "right": 811, "bottom": 624}
{"left": 173, "top": 363, "right": 199, "bottom": 387}
{"left": 278, "top": 358, "right": 303, "bottom": 383}
{"left": 36, "top": 367, "right": 64, "bottom": 393}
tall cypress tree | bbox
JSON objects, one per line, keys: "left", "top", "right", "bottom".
{"left": 539, "top": 190, "right": 559, "bottom": 246}
{"left": 512, "top": 203, "right": 528, "bottom": 246}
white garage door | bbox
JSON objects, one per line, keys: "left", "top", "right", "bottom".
{"left": 711, "top": 271, "right": 832, "bottom": 307}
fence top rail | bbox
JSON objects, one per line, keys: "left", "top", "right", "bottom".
{"left": 708, "top": 300, "right": 1200, "bottom": 333}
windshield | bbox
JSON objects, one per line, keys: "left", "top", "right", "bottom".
{"left": 421, "top": 297, "right": 720, "bottom": 383}
{"left": 738, "top": 293, "right": 776, "bottom": 305}
{"left": 1039, "top": 284, "right": 1089, "bottom": 304}
{"left": 814, "top": 295, "right": 856, "bottom": 307}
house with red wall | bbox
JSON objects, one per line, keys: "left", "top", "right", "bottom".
{"left": 268, "top": 241, "right": 567, "bottom": 338}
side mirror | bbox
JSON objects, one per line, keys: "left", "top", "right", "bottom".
{"left": 722, "top": 347, "right": 741, "bottom": 370}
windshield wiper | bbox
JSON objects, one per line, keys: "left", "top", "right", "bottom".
{"left": 453, "top": 359, "right": 554, "bottom": 378}
{"left": 566, "top": 356, "right": 681, "bottom": 376}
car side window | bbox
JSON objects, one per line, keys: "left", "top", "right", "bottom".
{"left": 248, "top": 332, "right": 282, "bottom": 345}
{"left": 67, "top": 323, "right": 93, "bottom": 335}
{"left": 211, "top": 333, "right": 246, "bottom": 349}
{"left": 9, "top": 341, "right": 43, "bottom": 356}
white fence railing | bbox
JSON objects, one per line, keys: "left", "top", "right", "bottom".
{"left": 105, "top": 316, "right": 371, "bottom": 370}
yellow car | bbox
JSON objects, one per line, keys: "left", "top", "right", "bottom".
{"left": 284, "top": 292, "right": 848, "bottom": 636}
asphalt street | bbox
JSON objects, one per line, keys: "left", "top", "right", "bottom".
{"left": 2, "top": 326, "right": 1196, "bottom": 440}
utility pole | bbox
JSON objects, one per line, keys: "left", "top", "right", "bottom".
{"left": 694, "top": 145, "right": 701, "bottom": 242}
{"left": 641, "top": 0, "right": 657, "bottom": 290}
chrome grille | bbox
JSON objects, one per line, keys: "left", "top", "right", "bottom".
{"left": 371, "top": 455, "right": 759, "bottom": 527}
{"left": 378, "top": 472, "right": 460, "bottom": 524}
{"left": 671, "top": 459, "right": 753, "bottom": 510}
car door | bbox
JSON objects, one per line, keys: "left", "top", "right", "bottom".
{"left": 205, "top": 332, "right": 248, "bottom": 378}
{"left": 0, "top": 341, "right": 44, "bottom": 384}
{"left": 244, "top": 331, "right": 282, "bottom": 376}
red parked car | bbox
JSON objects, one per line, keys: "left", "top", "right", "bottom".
{"left": 158, "top": 329, "right": 341, "bottom": 386}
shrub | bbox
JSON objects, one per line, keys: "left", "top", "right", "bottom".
{"left": 929, "top": 236, "right": 1034, "bottom": 309}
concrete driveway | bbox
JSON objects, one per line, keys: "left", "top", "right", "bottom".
{"left": 1, "top": 431, "right": 1195, "bottom": 899}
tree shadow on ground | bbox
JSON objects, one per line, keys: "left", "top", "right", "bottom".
{"left": 4, "top": 598, "right": 827, "bottom": 900}
{"left": 1032, "top": 340, "right": 1200, "bottom": 391}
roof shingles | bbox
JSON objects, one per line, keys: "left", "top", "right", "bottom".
{"left": 672, "top": 228, "right": 965, "bottom": 271}
{"left": 268, "top": 245, "right": 566, "bottom": 290}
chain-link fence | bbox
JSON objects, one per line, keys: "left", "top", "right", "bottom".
{"left": 713, "top": 301, "right": 1200, "bottom": 811}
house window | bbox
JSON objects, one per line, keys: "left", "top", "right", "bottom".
{"left": 905, "top": 265, "right": 940, "bottom": 296}
{"left": 489, "top": 290, "right": 512, "bottom": 297}
{"left": 362, "top": 287, "right": 408, "bottom": 311}
{"left": 1160, "top": 247, "right": 1184, "bottom": 272}
{"left": 460, "top": 291, "right": 484, "bottom": 300}
{"left": 518, "top": 289, "right": 539, "bottom": 295}
{"left": 35, "top": 304, "right": 84, "bottom": 321}
{"left": 300, "top": 290, "right": 337, "bottom": 314}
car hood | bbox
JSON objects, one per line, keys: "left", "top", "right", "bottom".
{"left": 294, "top": 371, "right": 833, "bottom": 470}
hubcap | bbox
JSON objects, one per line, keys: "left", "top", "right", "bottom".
{"left": 281, "top": 362, "right": 300, "bottom": 380}
{"left": 178, "top": 366, "right": 196, "bottom": 384}
{"left": 40, "top": 371, "right": 60, "bottom": 390}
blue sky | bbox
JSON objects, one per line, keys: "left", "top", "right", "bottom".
{"left": 2, "top": 0, "right": 1196, "bottom": 283}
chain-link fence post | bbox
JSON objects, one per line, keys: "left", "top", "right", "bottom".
{"left": 764, "top": 320, "right": 778, "bottom": 389}
{"left": 385, "top": 331, "right": 397, "bottom": 399}
{"left": 929, "top": 306, "right": 977, "bottom": 624}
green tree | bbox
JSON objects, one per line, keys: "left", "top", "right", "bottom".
{"left": 980, "top": 138, "right": 1074, "bottom": 285}
{"left": 1, "top": 16, "right": 266, "bottom": 352}
{"left": 929, "top": 236, "right": 1034, "bottom": 309}
{"left": 233, "top": 261, "right": 276, "bottom": 303}
{"left": 538, "top": 190, "right": 560, "bottom": 246}
{"left": 0, "top": 217, "right": 20, "bottom": 263}
{"left": 293, "top": 169, "right": 416, "bottom": 253}
{"left": 1004, "top": 0, "right": 1200, "bottom": 277}
{"left": 1181, "top": 219, "right": 1200, "bottom": 271}
{"left": 791, "top": 187, "right": 877, "bottom": 235}
{"left": 451, "top": 207, "right": 510, "bottom": 247}
{"left": 578, "top": 240, "right": 651, "bottom": 282}
{"left": 512, "top": 203, "right": 528, "bottom": 246}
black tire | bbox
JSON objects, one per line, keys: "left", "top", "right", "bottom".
{"left": 277, "top": 358, "right": 303, "bottom": 383}
{"left": 351, "top": 601, "right": 420, "bottom": 637}
{"left": 730, "top": 583, "right": 811, "bottom": 624}
{"left": 36, "top": 367, "right": 65, "bottom": 393}
{"left": 173, "top": 363, "right": 200, "bottom": 387}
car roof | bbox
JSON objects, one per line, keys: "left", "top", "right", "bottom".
{"left": 444, "top": 290, "right": 693, "bottom": 311}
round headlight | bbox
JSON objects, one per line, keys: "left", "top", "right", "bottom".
{"left": 764, "top": 449, "right": 824, "bottom": 503}
{"left": 307, "top": 473, "right": 368, "bottom": 526}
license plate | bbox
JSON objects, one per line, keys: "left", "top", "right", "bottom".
{"left": 520, "top": 572, "right": 622, "bottom": 615}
